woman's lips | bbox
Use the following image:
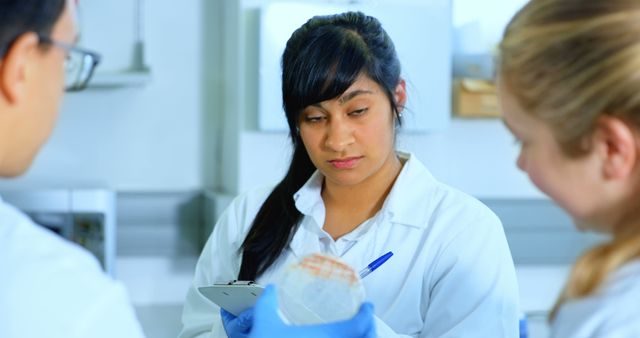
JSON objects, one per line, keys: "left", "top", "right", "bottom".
{"left": 328, "top": 156, "right": 362, "bottom": 169}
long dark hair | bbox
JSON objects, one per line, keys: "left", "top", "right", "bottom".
{"left": 0, "top": 0, "right": 66, "bottom": 57}
{"left": 239, "top": 11, "right": 403, "bottom": 280}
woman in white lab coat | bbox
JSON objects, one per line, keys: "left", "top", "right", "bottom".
{"left": 498, "top": 0, "right": 640, "bottom": 336}
{"left": 180, "top": 12, "right": 519, "bottom": 338}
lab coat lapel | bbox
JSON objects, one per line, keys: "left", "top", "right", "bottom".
{"left": 290, "top": 170, "right": 326, "bottom": 259}
{"left": 288, "top": 219, "right": 323, "bottom": 259}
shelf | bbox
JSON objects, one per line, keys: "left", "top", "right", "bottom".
{"left": 88, "top": 70, "right": 152, "bottom": 89}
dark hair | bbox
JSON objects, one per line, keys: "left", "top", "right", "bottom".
{"left": 0, "top": 0, "right": 66, "bottom": 58}
{"left": 239, "top": 11, "right": 402, "bottom": 280}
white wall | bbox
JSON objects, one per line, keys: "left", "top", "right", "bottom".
{"left": 230, "top": 0, "right": 542, "bottom": 199}
{"left": 0, "top": 0, "right": 217, "bottom": 192}
{"left": 453, "top": 0, "right": 529, "bottom": 53}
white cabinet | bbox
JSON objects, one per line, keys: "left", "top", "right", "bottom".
{"left": 257, "top": 0, "right": 452, "bottom": 132}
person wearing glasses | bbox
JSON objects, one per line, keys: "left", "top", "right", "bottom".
{"left": 0, "top": 1, "right": 144, "bottom": 337}
{"left": 0, "top": 2, "right": 368, "bottom": 337}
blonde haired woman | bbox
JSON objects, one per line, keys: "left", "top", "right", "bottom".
{"left": 499, "top": 0, "right": 640, "bottom": 336}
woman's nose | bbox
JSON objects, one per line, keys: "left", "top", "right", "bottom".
{"left": 324, "top": 120, "right": 355, "bottom": 152}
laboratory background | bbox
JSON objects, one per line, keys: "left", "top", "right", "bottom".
{"left": 0, "top": 0, "right": 607, "bottom": 337}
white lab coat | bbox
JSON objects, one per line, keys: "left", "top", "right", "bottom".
{"left": 180, "top": 152, "right": 520, "bottom": 338}
{"left": 552, "top": 260, "right": 640, "bottom": 338}
{"left": 0, "top": 196, "right": 145, "bottom": 338}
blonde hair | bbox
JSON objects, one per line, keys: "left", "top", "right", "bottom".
{"left": 499, "top": 0, "right": 640, "bottom": 321}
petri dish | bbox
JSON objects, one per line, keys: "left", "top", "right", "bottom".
{"left": 277, "top": 253, "right": 366, "bottom": 325}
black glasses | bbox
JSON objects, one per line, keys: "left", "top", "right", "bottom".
{"left": 39, "top": 36, "right": 101, "bottom": 92}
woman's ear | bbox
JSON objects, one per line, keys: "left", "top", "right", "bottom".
{"left": 594, "top": 116, "right": 638, "bottom": 180}
{"left": 394, "top": 79, "right": 407, "bottom": 113}
{"left": 0, "top": 32, "right": 39, "bottom": 104}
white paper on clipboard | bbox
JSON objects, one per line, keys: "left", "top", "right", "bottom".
{"left": 198, "top": 280, "right": 265, "bottom": 316}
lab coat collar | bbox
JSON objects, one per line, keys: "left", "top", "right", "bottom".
{"left": 293, "top": 151, "right": 437, "bottom": 230}
{"left": 288, "top": 152, "right": 437, "bottom": 259}
{"left": 290, "top": 175, "right": 324, "bottom": 259}
{"left": 293, "top": 170, "right": 326, "bottom": 231}
{"left": 381, "top": 152, "right": 438, "bottom": 229}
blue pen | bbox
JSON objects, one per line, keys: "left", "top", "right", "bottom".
{"left": 359, "top": 251, "right": 393, "bottom": 279}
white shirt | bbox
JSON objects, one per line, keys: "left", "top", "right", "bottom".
{"left": 0, "top": 196, "right": 145, "bottom": 338}
{"left": 180, "top": 153, "right": 520, "bottom": 338}
{"left": 552, "top": 260, "right": 640, "bottom": 338}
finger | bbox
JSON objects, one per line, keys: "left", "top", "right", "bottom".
{"left": 353, "top": 302, "right": 374, "bottom": 322}
{"left": 252, "top": 285, "right": 283, "bottom": 327}
{"left": 354, "top": 303, "right": 376, "bottom": 338}
{"left": 354, "top": 303, "right": 375, "bottom": 331}
{"left": 358, "top": 303, "right": 377, "bottom": 338}
{"left": 254, "top": 285, "right": 278, "bottom": 319}
{"left": 220, "top": 308, "right": 236, "bottom": 325}
{"left": 320, "top": 302, "right": 376, "bottom": 337}
{"left": 235, "top": 307, "right": 254, "bottom": 330}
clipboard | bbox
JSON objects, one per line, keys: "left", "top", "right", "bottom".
{"left": 198, "top": 280, "right": 265, "bottom": 316}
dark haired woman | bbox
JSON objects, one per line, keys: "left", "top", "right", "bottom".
{"left": 180, "top": 11, "right": 519, "bottom": 338}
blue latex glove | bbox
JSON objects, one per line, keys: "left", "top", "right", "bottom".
{"left": 250, "top": 284, "right": 376, "bottom": 338}
{"left": 220, "top": 307, "right": 253, "bottom": 338}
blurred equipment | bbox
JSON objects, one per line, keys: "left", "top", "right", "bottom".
{"left": 453, "top": 78, "right": 500, "bottom": 118}
{"left": 0, "top": 189, "right": 117, "bottom": 276}
{"left": 453, "top": 53, "right": 495, "bottom": 80}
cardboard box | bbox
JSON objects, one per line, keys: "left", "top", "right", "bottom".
{"left": 453, "top": 78, "right": 501, "bottom": 118}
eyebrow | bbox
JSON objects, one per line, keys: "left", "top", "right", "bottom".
{"left": 309, "top": 89, "right": 374, "bottom": 110}
{"left": 338, "top": 89, "right": 373, "bottom": 104}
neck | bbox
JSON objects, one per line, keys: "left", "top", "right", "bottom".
{"left": 611, "top": 207, "right": 640, "bottom": 240}
{"left": 610, "top": 172, "right": 640, "bottom": 238}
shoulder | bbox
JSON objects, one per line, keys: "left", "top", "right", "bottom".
{"left": 430, "top": 182, "right": 499, "bottom": 225}
{"left": 553, "top": 261, "right": 640, "bottom": 337}
{"left": 229, "top": 185, "right": 276, "bottom": 216}
{"left": 389, "top": 154, "right": 510, "bottom": 269}
{"left": 603, "top": 259, "right": 640, "bottom": 294}
{"left": 207, "top": 185, "right": 276, "bottom": 246}
{"left": 219, "top": 184, "right": 275, "bottom": 228}
{"left": 392, "top": 154, "right": 502, "bottom": 235}
{"left": 0, "top": 202, "right": 137, "bottom": 336}
{"left": 597, "top": 260, "right": 640, "bottom": 327}
{"left": 0, "top": 201, "right": 104, "bottom": 277}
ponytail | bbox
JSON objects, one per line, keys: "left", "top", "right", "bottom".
{"left": 238, "top": 146, "right": 315, "bottom": 280}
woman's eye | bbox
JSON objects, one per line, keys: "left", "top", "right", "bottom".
{"left": 304, "top": 115, "right": 324, "bottom": 123}
{"left": 349, "top": 108, "right": 368, "bottom": 116}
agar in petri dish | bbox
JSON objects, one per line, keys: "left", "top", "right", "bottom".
{"left": 277, "top": 253, "right": 366, "bottom": 324}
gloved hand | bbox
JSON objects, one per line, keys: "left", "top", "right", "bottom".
{"left": 220, "top": 307, "right": 253, "bottom": 338}
{"left": 250, "top": 284, "right": 376, "bottom": 338}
